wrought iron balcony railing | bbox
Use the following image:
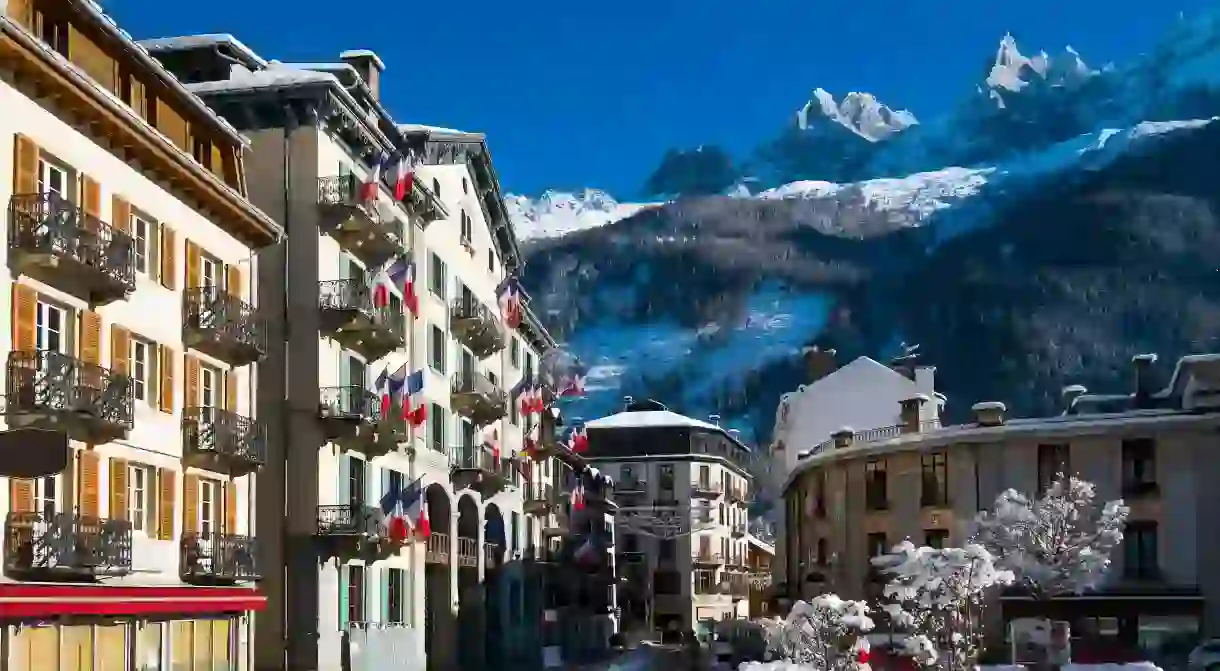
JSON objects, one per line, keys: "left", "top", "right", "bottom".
{"left": 180, "top": 531, "right": 261, "bottom": 582}
{"left": 450, "top": 371, "right": 507, "bottom": 425}
{"left": 316, "top": 503, "right": 392, "bottom": 539}
{"left": 183, "top": 287, "right": 268, "bottom": 365}
{"left": 8, "top": 193, "right": 135, "bottom": 302}
{"left": 5, "top": 350, "right": 134, "bottom": 442}
{"left": 691, "top": 480, "right": 723, "bottom": 497}
{"left": 450, "top": 295, "right": 506, "bottom": 357}
{"left": 692, "top": 550, "right": 725, "bottom": 565}
{"left": 317, "top": 279, "right": 405, "bottom": 359}
{"left": 182, "top": 406, "right": 267, "bottom": 476}
{"left": 4, "top": 511, "right": 132, "bottom": 576}
{"left": 318, "top": 386, "right": 383, "bottom": 424}
{"left": 316, "top": 176, "right": 403, "bottom": 267}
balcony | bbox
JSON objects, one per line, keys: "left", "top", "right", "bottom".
{"left": 8, "top": 193, "right": 135, "bottom": 304}
{"left": 183, "top": 287, "right": 268, "bottom": 366}
{"left": 318, "top": 279, "right": 405, "bottom": 361}
{"left": 318, "top": 387, "right": 394, "bottom": 456}
{"left": 182, "top": 407, "right": 267, "bottom": 477}
{"left": 456, "top": 536, "right": 478, "bottom": 568}
{"left": 691, "top": 480, "right": 723, "bottom": 499}
{"left": 728, "top": 485, "right": 749, "bottom": 504}
{"left": 425, "top": 532, "right": 450, "bottom": 565}
{"left": 180, "top": 531, "right": 261, "bottom": 584}
{"left": 450, "top": 371, "right": 507, "bottom": 426}
{"left": 402, "top": 175, "right": 447, "bottom": 223}
{"left": 450, "top": 445, "right": 507, "bottom": 497}
{"left": 4, "top": 350, "right": 133, "bottom": 444}
{"left": 316, "top": 176, "right": 402, "bottom": 268}
{"left": 4, "top": 511, "right": 132, "bottom": 579}
{"left": 524, "top": 483, "right": 556, "bottom": 516}
{"left": 692, "top": 550, "right": 724, "bottom": 567}
{"left": 731, "top": 521, "right": 747, "bottom": 537}
{"left": 315, "top": 504, "right": 398, "bottom": 558}
{"left": 450, "top": 295, "right": 506, "bottom": 358}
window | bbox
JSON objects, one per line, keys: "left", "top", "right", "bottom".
{"left": 130, "top": 337, "right": 157, "bottom": 405}
{"left": 816, "top": 538, "right": 828, "bottom": 565}
{"left": 131, "top": 214, "right": 158, "bottom": 276}
{"left": 865, "top": 459, "right": 887, "bottom": 511}
{"left": 429, "top": 326, "right": 446, "bottom": 373}
{"left": 199, "top": 478, "right": 222, "bottom": 536}
{"left": 428, "top": 253, "right": 446, "bottom": 297}
{"left": 659, "top": 464, "right": 675, "bottom": 491}
{"left": 35, "top": 300, "right": 68, "bottom": 352}
{"left": 1124, "top": 521, "right": 1159, "bottom": 579}
{"left": 128, "top": 463, "right": 156, "bottom": 535}
{"left": 462, "top": 177, "right": 468, "bottom": 194}
{"left": 925, "top": 529, "right": 949, "bottom": 549}
{"left": 347, "top": 455, "right": 366, "bottom": 507}
{"left": 920, "top": 452, "right": 948, "bottom": 507}
{"left": 429, "top": 404, "right": 446, "bottom": 453}
{"left": 510, "top": 338, "right": 520, "bottom": 368}
{"left": 1037, "top": 444, "right": 1070, "bottom": 495}
{"left": 698, "top": 464, "right": 710, "bottom": 488}
{"left": 509, "top": 391, "right": 519, "bottom": 426}
{"left": 488, "top": 250, "right": 495, "bottom": 273}
{"left": 867, "top": 533, "right": 888, "bottom": 558}
{"left": 814, "top": 471, "right": 826, "bottom": 517}
{"left": 386, "top": 568, "right": 405, "bottom": 622}
{"left": 524, "top": 352, "right": 535, "bottom": 381}
{"left": 199, "top": 364, "right": 220, "bottom": 421}
{"left": 459, "top": 210, "right": 472, "bottom": 244}
{"left": 38, "top": 12, "right": 69, "bottom": 57}
{"left": 37, "top": 156, "right": 68, "bottom": 199}
{"left": 201, "top": 253, "right": 222, "bottom": 291}
{"left": 34, "top": 475, "right": 57, "bottom": 519}
{"left": 192, "top": 137, "right": 212, "bottom": 170}
{"left": 658, "top": 539, "right": 676, "bottom": 562}
{"left": 347, "top": 565, "right": 366, "bottom": 625}
{"left": 432, "top": 177, "right": 441, "bottom": 199}
{"left": 1122, "top": 438, "right": 1157, "bottom": 496}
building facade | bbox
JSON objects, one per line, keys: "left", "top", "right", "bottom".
{"left": 0, "top": 2, "right": 281, "bottom": 670}
{"left": 139, "top": 36, "right": 561, "bottom": 671}
{"left": 782, "top": 353, "right": 1220, "bottom": 662}
{"left": 583, "top": 399, "right": 754, "bottom": 635}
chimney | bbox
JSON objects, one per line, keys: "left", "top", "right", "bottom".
{"left": 1132, "top": 353, "right": 1158, "bottom": 404}
{"left": 339, "top": 49, "right": 385, "bottom": 100}
{"left": 1061, "top": 384, "right": 1087, "bottom": 413}
{"left": 708, "top": 414, "right": 721, "bottom": 426}
{"left": 831, "top": 427, "right": 855, "bottom": 450}
{"left": 802, "top": 346, "right": 837, "bottom": 383}
{"left": 899, "top": 394, "right": 929, "bottom": 433}
{"left": 971, "top": 401, "right": 1007, "bottom": 427}
{"left": 914, "top": 365, "right": 936, "bottom": 393}
{"left": 623, "top": 396, "right": 634, "bottom": 410}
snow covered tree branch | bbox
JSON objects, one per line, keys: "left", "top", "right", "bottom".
{"left": 872, "top": 541, "right": 1014, "bottom": 671}
{"left": 751, "top": 595, "right": 875, "bottom": 670}
{"left": 972, "top": 475, "right": 1130, "bottom": 598}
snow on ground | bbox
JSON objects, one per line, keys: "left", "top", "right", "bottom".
{"left": 504, "top": 189, "right": 661, "bottom": 240}
{"left": 757, "top": 166, "right": 993, "bottom": 220}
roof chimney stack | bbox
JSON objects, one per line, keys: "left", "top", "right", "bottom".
{"left": 1132, "top": 353, "right": 1158, "bottom": 405}
{"left": 339, "top": 49, "right": 385, "bottom": 101}
{"left": 708, "top": 414, "right": 721, "bottom": 426}
{"left": 971, "top": 401, "right": 1007, "bottom": 427}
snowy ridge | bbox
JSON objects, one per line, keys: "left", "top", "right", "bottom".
{"left": 799, "top": 88, "right": 918, "bottom": 141}
{"left": 504, "top": 188, "right": 660, "bottom": 241}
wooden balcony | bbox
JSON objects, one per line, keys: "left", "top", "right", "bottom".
{"left": 180, "top": 531, "right": 261, "bottom": 584}
{"left": 4, "top": 350, "right": 133, "bottom": 444}
{"left": 4, "top": 511, "right": 132, "bottom": 579}
{"left": 316, "top": 175, "right": 402, "bottom": 268}
{"left": 183, "top": 287, "right": 268, "bottom": 367}
{"left": 8, "top": 193, "right": 134, "bottom": 304}
{"left": 182, "top": 406, "right": 267, "bottom": 477}
{"left": 317, "top": 279, "right": 405, "bottom": 361}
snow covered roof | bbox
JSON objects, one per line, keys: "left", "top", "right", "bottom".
{"left": 585, "top": 410, "right": 720, "bottom": 431}
{"left": 398, "top": 123, "right": 486, "bottom": 141}
{"left": 338, "top": 49, "right": 385, "bottom": 71}
{"left": 184, "top": 67, "right": 339, "bottom": 95}
{"left": 137, "top": 34, "right": 267, "bottom": 69}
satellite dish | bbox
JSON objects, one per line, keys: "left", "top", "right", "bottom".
{"left": 0, "top": 428, "right": 68, "bottom": 477}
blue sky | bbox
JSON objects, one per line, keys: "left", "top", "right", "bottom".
{"left": 107, "top": 1, "right": 1215, "bottom": 198}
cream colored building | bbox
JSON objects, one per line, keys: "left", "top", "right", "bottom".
{"left": 140, "top": 35, "right": 560, "bottom": 671}
{"left": 781, "top": 353, "right": 1220, "bottom": 657}
{"left": 0, "top": 2, "right": 281, "bottom": 670}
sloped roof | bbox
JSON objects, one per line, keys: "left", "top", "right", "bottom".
{"left": 585, "top": 410, "right": 720, "bottom": 431}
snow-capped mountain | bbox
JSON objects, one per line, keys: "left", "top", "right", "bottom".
{"left": 983, "top": 34, "right": 1100, "bottom": 102}
{"left": 799, "top": 88, "right": 918, "bottom": 141}
{"left": 503, "top": 189, "right": 659, "bottom": 241}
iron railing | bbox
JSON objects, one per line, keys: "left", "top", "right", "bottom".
{"left": 318, "top": 386, "right": 383, "bottom": 423}
{"left": 450, "top": 444, "right": 497, "bottom": 472}
{"left": 804, "top": 420, "right": 944, "bottom": 458}
{"left": 182, "top": 406, "right": 267, "bottom": 467}
{"left": 8, "top": 193, "right": 135, "bottom": 293}
{"left": 4, "top": 511, "right": 132, "bottom": 575}
{"left": 183, "top": 287, "right": 268, "bottom": 358}
{"left": 450, "top": 371, "right": 507, "bottom": 405}
{"left": 691, "top": 479, "right": 723, "bottom": 496}
{"left": 316, "top": 504, "right": 384, "bottom": 536}
{"left": 426, "top": 532, "right": 451, "bottom": 564}
{"left": 180, "top": 531, "right": 261, "bottom": 581}
{"left": 525, "top": 482, "right": 554, "bottom": 505}
{"left": 317, "top": 279, "right": 405, "bottom": 337}
{"left": 5, "top": 350, "right": 134, "bottom": 430}
{"left": 317, "top": 175, "right": 370, "bottom": 208}
{"left": 456, "top": 536, "right": 478, "bottom": 567}
{"left": 692, "top": 550, "right": 725, "bottom": 565}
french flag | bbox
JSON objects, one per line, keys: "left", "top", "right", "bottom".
{"left": 570, "top": 426, "right": 589, "bottom": 453}
{"left": 496, "top": 277, "right": 522, "bottom": 329}
{"left": 359, "top": 161, "right": 381, "bottom": 202}
{"left": 486, "top": 429, "right": 500, "bottom": 461}
{"left": 388, "top": 156, "right": 415, "bottom": 201}
{"left": 371, "top": 367, "right": 391, "bottom": 416}
{"left": 570, "top": 482, "right": 585, "bottom": 511}
{"left": 559, "top": 373, "right": 586, "bottom": 398}
{"left": 401, "top": 477, "right": 430, "bottom": 538}
{"left": 379, "top": 476, "right": 408, "bottom": 542}
{"left": 402, "top": 369, "right": 428, "bottom": 427}
{"left": 383, "top": 363, "right": 408, "bottom": 415}
{"left": 402, "top": 261, "right": 418, "bottom": 317}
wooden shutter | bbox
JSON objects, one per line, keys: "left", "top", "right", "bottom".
{"left": 224, "top": 371, "right": 238, "bottom": 411}
{"left": 158, "top": 345, "right": 176, "bottom": 413}
{"left": 182, "top": 474, "right": 200, "bottom": 535}
{"left": 109, "top": 457, "right": 128, "bottom": 520}
{"left": 80, "top": 174, "right": 102, "bottom": 220}
{"left": 79, "top": 310, "right": 102, "bottom": 364}
{"left": 111, "top": 195, "right": 131, "bottom": 233}
{"left": 159, "top": 225, "right": 177, "bottom": 290}
{"left": 157, "top": 468, "right": 176, "bottom": 539}
{"left": 225, "top": 483, "right": 238, "bottom": 534}
{"left": 79, "top": 450, "right": 101, "bottom": 518}
{"left": 11, "top": 283, "right": 37, "bottom": 352}
{"left": 9, "top": 478, "right": 34, "bottom": 513}
{"left": 12, "top": 133, "right": 38, "bottom": 195}
{"left": 109, "top": 326, "right": 130, "bottom": 375}
{"left": 183, "top": 354, "right": 200, "bottom": 409}
{"left": 184, "top": 239, "right": 202, "bottom": 290}
{"left": 68, "top": 25, "right": 118, "bottom": 94}
{"left": 155, "top": 99, "right": 190, "bottom": 152}
{"left": 227, "top": 265, "right": 243, "bottom": 300}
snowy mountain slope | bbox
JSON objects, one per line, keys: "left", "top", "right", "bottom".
{"left": 799, "top": 89, "right": 918, "bottom": 141}
{"left": 503, "top": 189, "right": 660, "bottom": 241}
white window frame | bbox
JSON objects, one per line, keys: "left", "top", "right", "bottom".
{"left": 200, "top": 364, "right": 219, "bottom": 414}
{"left": 35, "top": 300, "right": 68, "bottom": 353}
{"left": 201, "top": 253, "right": 222, "bottom": 291}
{"left": 33, "top": 474, "right": 57, "bottom": 518}
{"left": 130, "top": 337, "right": 157, "bottom": 405}
{"left": 37, "top": 157, "right": 68, "bottom": 200}
{"left": 131, "top": 214, "right": 157, "bottom": 277}
{"left": 199, "top": 478, "right": 221, "bottom": 537}
{"left": 128, "top": 463, "right": 156, "bottom": 536}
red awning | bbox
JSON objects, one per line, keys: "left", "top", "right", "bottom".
{"left": 0, "top": 583, "right": 266, "bottom": 618}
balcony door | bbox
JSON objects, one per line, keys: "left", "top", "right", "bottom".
{"left": 199, "top": 478, "right": 222, "bottom": 537}
{"left": 347, "top": 455, "right": 366, "bottom": 508}
{"left": 33, "top": 474, "right": 57, "bottom": 519}
{"left": 37, "top": 157, "right": 68, "bottom": 200}
{"left": 35, "top": 299, "right": 67, "bottom": 354}
{"left": 199, "top": 364, "right": 219, "bottom": 424}
{"left": 200, "top": 253, "right": 222, "bottom": 292}
{"left": 460, "top": 350, "right": 475, "bottom": 385}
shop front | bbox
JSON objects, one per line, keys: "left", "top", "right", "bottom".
{"left": 0, "top": 583, "right": 265, "bottom": 671}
